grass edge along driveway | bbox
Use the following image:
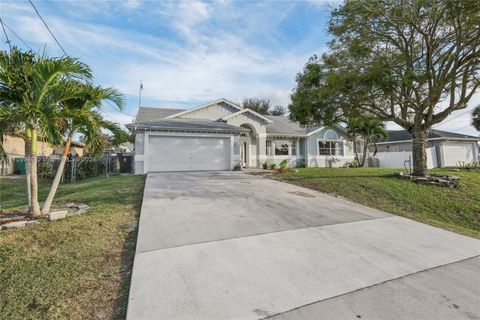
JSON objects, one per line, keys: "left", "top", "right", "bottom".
{"left": 271, "top": 168, "right": 480, "bottom": 239}
{"left": 0, "top": 175, "right": 146, "bottom": 320}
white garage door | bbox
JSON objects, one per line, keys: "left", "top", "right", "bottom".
{"left": 442, "top": 143, "right": 476, "bottom": 166}
{"left": 147, "top": 135, "right": 231, "bottom": 172}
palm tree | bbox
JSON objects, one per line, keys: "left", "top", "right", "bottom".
{"left": 41, "top": 82, "right": 125, "bottom": 215}
{"left": 473, "top": 105, "right": 480, "bottom": 131}
{"left": 346, "top": 117, "right": 387, "bottom": 167}
{"left": 0, "top": 47, "right": 92, "bottom": 216}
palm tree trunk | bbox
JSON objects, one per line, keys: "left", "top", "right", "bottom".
{"left": 411, "top": 128, "right": 429, "bottom": 176}
{"left": 24, "top": 137, "right": 32, "bottom": 210}
{"left": 42, "top": 136, "right": 72, "bottom": 215}
{"left": 29, "top": 128, "right": 41, "bottom": 217}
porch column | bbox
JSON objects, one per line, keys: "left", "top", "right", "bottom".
{"left": 257, "top": 133, "right": 267, "bottom": 168}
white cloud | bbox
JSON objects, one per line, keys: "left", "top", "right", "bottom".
{"left": 306, "top": 0, "right": 345, "bottom": 8}
{"left": 1, "top": 1, "right": 332, "bottom": 124}
{"left": 124, "top": 0, "right": 142, "bottom": 9}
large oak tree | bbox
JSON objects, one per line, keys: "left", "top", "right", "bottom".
{"left": 290, "top": 0, "right": 480, "bottom": 176}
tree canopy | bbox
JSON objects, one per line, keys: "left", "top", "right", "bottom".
{"left": 242, "top": 97, "right": 286, "bottom": 116}
{"left": 289, "top": 0, "right": 480, "bottom": 175}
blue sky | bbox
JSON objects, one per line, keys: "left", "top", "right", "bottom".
{"left": 1, "top": 0, "right": 477, "bottom": 136}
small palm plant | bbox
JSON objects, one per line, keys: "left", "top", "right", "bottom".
{"left": 347, "top": 117, "right": 387, "bottom": 167}
{"left": 41, "top": 81, "right": 126, "bottom": 215}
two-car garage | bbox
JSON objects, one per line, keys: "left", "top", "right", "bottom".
{"left": 145, "top": 135, "right": 233, "bottom": 172}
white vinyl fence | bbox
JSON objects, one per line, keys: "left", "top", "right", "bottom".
{"left": 373, "top": 147, "right": 437, "bottom": 169}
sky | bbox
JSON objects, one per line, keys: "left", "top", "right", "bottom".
{"left": 0, "top": 0, "right": 478, "bottom": 136}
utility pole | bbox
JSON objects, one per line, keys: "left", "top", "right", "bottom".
{"left": 138, "top": 80, "right": 143, "bottom": 108}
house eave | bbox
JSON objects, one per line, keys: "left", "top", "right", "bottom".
{"left": 376, "top": 137, "right": 480, "bottom": 144}
{"left": 266, "top": 133, "right": 306, "bottom": 138}
{"left": 126, "top": 123, "right": 248, "bottom": 134}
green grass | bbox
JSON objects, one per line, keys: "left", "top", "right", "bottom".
{"left": 0, "top": 175, "right": 146, "bottom": 320}
{"left": 273, "top": 168, "right": 480, "bottom": 238}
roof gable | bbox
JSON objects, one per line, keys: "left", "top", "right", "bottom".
{"left": 164, "top": 98, "right": 242, "bottom": 119}
{"left": 222, "top": 108, "right": 273, "bottom": 124}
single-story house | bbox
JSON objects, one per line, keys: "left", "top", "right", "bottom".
{"left": 1, "top": 134, "right": 85, "bottom": 175}
{"left": 376, "top": 129, "right": 479, "bottom": 167}
{"left": 127, "top": 98, "right": 358, "bottom": 173}
{"left": 127, "top": 99, "right": 480, "bottom": 173}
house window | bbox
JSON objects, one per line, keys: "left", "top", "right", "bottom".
{"left": 274, "top": 141, "right": 289, "bottom": 155}
{"left": 266, "top": 140, "right": 273, "bottom": 156}
{"left": 323, "top": 129, "right": 339, "bottom": 140}
{"left": 291, "top": 142, "right": 297, "bottom": 156}
{"left": 318, "top": 141, "right": 344, "bottom": 156}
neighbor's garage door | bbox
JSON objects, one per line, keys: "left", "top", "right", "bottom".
{"left": 442, "top": 142, "right": 476, "bottom": 166}
{"left": 147, "top": 135, "right": 231, "bottom": 172}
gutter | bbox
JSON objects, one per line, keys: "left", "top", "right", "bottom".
{"left": 125, "top": 124, "right": 249, "bottom": 134}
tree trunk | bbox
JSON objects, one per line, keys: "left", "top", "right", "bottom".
{"left": 411, "top": 128, "right": 429, "bottom": 176}
{"left": 352, "top": 136, "right": 360, "bottom": 163}
{"left": 360, "top": 139, "right": 369, "bottom": 167}
{"left": 42, "top": 136, "right": 72, "bottom": 215}
{"left": 24, "top": 137, "right": 32, "bottom": 212}
{"left": 29, "top": 128, "right": 41, "bottom": 217}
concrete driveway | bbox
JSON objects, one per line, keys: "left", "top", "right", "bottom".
{"left": 127, "top": 171, "right": 480, "bottom": 320}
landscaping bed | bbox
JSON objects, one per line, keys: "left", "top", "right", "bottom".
{"left": 0, "top": 175, "right": 145, "bottom": 319}
{"left": 267, "top": 168, "right": 480, "bottom": 238}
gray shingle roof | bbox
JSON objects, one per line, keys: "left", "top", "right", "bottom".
{"left": 265, "top": 115, "right": 306, "bottom": 135}
{"left": 135, "top": 107, "right": 185, "bottom": 123}
{"left": 382, "top": 129, "right": 479, "bottom": 142}
{"left": 128, "top": 118, "right": 248, "bottom": 133}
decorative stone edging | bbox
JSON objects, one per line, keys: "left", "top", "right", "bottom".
{"left": 0, "top": 203, "right": 90, "bottom": 231}
{"left": 393, "top": 172, "right": 460, "bottom": 188}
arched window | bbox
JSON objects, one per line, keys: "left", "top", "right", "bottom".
{"left": 318, "top": 129, "right": 344, "bottom": 156}
{"left": 323, "top": 129, "right": 338, "bottom": 140}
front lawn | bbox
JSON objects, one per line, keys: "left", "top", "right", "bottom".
{"left": 273, "top": 168, "right": 480, "bottom": 238}
{"left": 0, "top": 175, "right": 145, "bottom": 319}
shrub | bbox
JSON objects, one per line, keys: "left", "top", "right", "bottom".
{"left": 269, "top": 163, "right": 277, "bottom": 170}
{"left": 279, "top": 159, "right": 288, "bottom": 169}
{"left": 296, "top": 159, "right": 306, "bottom": 168}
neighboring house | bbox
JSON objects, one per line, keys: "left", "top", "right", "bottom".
{"left": 375, "top": 129, "right": 479, "bottom": 167}
{"left": 127, "top": 98, "right": 357, "bottom": 173}
{"left": 0, "top": 134, "right": 85, "bottom": 175}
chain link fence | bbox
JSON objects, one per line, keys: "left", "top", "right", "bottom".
{"left": 5, "top": 153, "right": 133, "bottom": 183}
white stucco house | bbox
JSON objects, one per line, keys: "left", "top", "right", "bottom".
{"left": 126, "top": 99, "right": 357, "bottom": 173}
{"left": 127, "top": 98, "right": 480, "bottom": 173}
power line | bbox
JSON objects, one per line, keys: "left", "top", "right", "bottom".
{"left": 28, "top": 0, "right": 67, "bottom": 55}
{"left": 0, "top": 17, "right": 12, "bottom": 51}
{"left": 0, "top": 19, "right": 33, "bottom": 50}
